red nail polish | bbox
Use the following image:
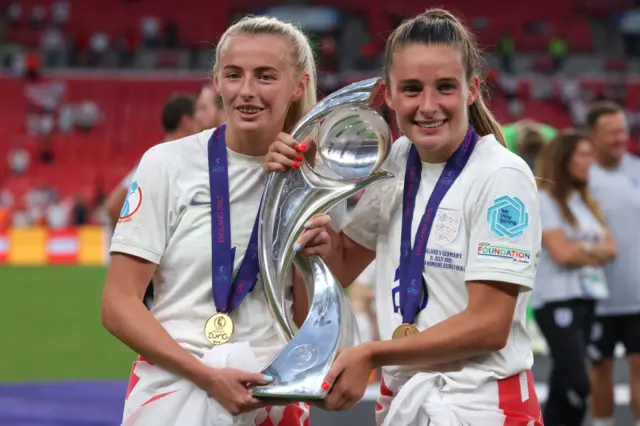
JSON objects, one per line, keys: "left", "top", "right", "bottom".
{"left": 297, "top": 144, "right": 308, "bottom": 153}
{"left": 292, "top": 161, "right": 300, "bottom": 169}
{"left": 295, "top": 154, "right": 303, "bottom": 162}
{"left": 321, "top": 380, "right": 331, "bottom": 391}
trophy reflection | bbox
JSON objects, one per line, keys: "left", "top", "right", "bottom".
{"left": 251, "top": 78, "right": 393, "bottom": 400}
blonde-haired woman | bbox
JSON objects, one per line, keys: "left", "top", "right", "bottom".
{"left": 102, "top": 16, "right": 326, "bottom": 426}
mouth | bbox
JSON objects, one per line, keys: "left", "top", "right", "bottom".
{"left": 415, "top": 119, "right": 448, "bottom": 129}
{"left": 236, "top": 106, "right": 264, "bottom": 117}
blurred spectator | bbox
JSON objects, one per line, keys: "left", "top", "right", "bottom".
{"left": 620, "top": 9, "right": 640, "bottom": 56}
{"left": 548, "top": 36, "right": 567, "bottom": 71}
{"left": 40, "top": 27, "right": 66, "bottom": 68}
{"left": 29, "top": 4, "right": 46, "bottom": 30}
{"left": 88, "top": 32, "right": 109, "bottom": 66}
{"left": 74, "top": 100, "right": 102, "bottom": 133}
{"left": 71, "top": 195, "right": 89, "bottom": 226}
{"left": 141, "top": 16, "right": 160, "bottom": 48}
{"left": 46, "top": 198, "right": 70, "bottom": 229}
{"left": 7, "top": 2, "right": 21, "bottom": 26}
{"left": 25, "top": 52, "right": 42, "bottom": 80}
{"left": 498, "top": 30, "right": 516, "bottom": 73}
{"left": 503, "top": 119, "right": 557, "bottom": 164}
{"left": 51, "top": 1, "right": 70, "bottom": 28}
{"left": 104, "top": 94, "right": 198, "bottom": 227}
{"left": 164, "top": 20, "right": 180, "bottom": 48}
{"left": 195, "top": 84, "right": 226, "bottom": 130}
{"left": 8, "top": 148, "right": 30, "bottom": 175}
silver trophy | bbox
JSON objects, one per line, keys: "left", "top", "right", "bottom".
{"left": 251, "top": 78, "right": 393, "bottom": 401}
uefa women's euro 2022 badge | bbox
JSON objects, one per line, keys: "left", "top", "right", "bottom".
{"left": 119, "top": 181, "right": 142, "bottom": 223}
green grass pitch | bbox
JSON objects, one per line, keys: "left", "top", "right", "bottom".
{"left": 0, "top": 266, "right": 135, "bottom": 382}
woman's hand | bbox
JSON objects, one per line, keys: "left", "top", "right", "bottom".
{"left": 264, "top": 133, "right": 312, "bottom": 173}
{"left": 198, "top": 368, "right": 273, "bottom": 415}
{"left": 314, "top": 344, "right": 375, "bottom": 411}
{"left": 294, "top": 214, "right": 332, "bottom": 258}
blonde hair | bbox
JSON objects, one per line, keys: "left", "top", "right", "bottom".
{"left": 214, "top": 16, "right": 317, "bottom": 133}
{"left": 383, "top": 8, "right": 506, "bottom": 146}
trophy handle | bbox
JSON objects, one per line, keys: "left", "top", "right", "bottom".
{"left": 259, "top": 163, "right": 393, "bottom": 342}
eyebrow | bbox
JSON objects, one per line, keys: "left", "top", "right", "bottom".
{"left": 223, "top": 64, "right": 280, "bottom": 73}
{"left": 397, "top": 77, "right": 460, "bottom": 85}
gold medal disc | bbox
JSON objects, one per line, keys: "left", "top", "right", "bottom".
{"left": 204, "top": 312, "right": 234, "bottom": 345}
{"left": 392, "top": 323, "right": 419, "bottom": 340}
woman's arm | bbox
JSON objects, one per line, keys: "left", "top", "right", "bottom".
{"left": 102, "top": 253, "right": 212, "bottom": 388}
{"left": 590, "top": 230, "right": 617, "bottom": 264}
{"left": 542, "top": 228, "right": 599, "bottom": 267}
{"left": 365, "top": 280, "right": 518, "bottom": 368}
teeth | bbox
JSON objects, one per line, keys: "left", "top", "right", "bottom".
{"left": 239, "top": 107, "right": 261, "bottom": 113}
{"left": 418, "top": 120, "right": 445, "bottom": 128}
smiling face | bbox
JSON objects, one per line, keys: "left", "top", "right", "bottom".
{"left": 384, "top": 43, "right": 479, "bottom": 163}
{"left": 213, "top": 33, "right": 305, "bottom": 138}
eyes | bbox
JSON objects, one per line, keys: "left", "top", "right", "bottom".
{"left": 225, "top": 71, "right": 277, "bottom": 82}
{"left": 400, "top": 81, "right": 457, "bottom": 97}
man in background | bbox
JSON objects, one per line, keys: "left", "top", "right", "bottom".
{"left": 194, "top": 83, "right": 225, "bottom": 130}
{"left": 586, "top": 101, "right": 640, "bottom": 426}
{"left": 104, "top": 94, "right": 198, "bottom": 227}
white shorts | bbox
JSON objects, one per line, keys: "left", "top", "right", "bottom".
{"left": 375, "top": 370, "right": 543, "bottom": 426}
{"left": 124, "top": 354, "right": 310, "bottom": 426}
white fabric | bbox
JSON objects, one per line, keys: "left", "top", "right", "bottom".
{"left": 343, "top": 134, "right": 542, "bottom": 390}
{"left": 123, "top": 343, "right": 261, "bottom": 426}
{"left": 376, "top": 370, "right": 537, "bottom": 426}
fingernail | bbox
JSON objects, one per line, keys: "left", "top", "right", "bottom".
{"left": 292, "top": 161, "right": 300, "bottom": 169}
{"left": 304, "top": 221, "right": 313, "bottom": 229}
{"left": 321, "top": 380, "right": 331, "bottom": 391}
{"left": 293, "top": 243, "right": 301, "bottom": 253}
{"left": 264, "top": 375, "right": 274, "bottom": 382}
{"left": 297, "top": 144, "right": 308, "bottom": 153}
{"left": 295, "top": 154, "right": 303, "bottom": 162}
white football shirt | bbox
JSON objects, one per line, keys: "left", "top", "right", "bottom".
{"left": 111, "top": 129, "right": 294, "bottom": 366}
{"left": 343, "top": 134, "right": 542, "bottom": 390}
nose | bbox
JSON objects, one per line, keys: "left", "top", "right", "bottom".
{"left": 239, "top": 75, "right": 256, "bottom": 99}
{"left": 418, "top": 88, "right": 438, "bottom": 117}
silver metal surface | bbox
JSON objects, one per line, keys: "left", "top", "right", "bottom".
{"left": 251, "top": 78, "right": 393, "bottom": 400}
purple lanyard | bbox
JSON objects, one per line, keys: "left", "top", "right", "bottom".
{"left": 208, "top": 125, "right": 262, "bottom": 314}
{"left": 399, "top": 125, "right": 478, "bottom": 324}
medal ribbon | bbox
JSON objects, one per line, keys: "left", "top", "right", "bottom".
{"left": 208, "top": 125, "right": 262, "bottom": 314}
{"left": 399, "top": 125, "right": 478, "bottom": 324}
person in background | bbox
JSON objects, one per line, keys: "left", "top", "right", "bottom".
{"left": 195, "top": 83, "right": 226, "bottom": 130}
{"left": 104, "top": 94, "right": 199, "bottom": 228}
{"left": 502, "top": 118, "right": 556, "bottom": 168}
{"left": 585, "top": 101, "right": 640, "bottom": 426}
{"left": 532, "top": 130, "right": 617, "bottom": 426}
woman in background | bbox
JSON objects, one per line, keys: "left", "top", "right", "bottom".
{"left": 532, "top": 129, "right": 617, "bottom": 426}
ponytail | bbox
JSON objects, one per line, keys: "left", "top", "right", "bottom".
{"left": 469, "top": 94, "right": 505, "bottom": 147}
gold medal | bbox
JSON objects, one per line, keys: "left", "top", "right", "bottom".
{"left": 204, "top": 312, "right": 234, "bottom": 345}
{"left": 392, "top": 323, "right": 419, "bottom": 339}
